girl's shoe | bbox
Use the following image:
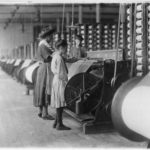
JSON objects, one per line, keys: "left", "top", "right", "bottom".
{"left": 38, "top": 113, "right": 42, "bottom": 118}
{"left": 53, "top": 122, "right": 57, "bottom": 128}
{"left": 42, "top": 114, "right": 54, "bottom": 120}
{"left": 56, "top": 124, "right": 71, "bottom": 130}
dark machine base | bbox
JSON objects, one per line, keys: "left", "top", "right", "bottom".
{"left": 64, "top": 108, "right": 114, "bottom": 134}
{"left": 64, "top": 108, "right": 94, "bottom": 122}
{"left": 83, "top": 120, "right": 114, "bottom": 134}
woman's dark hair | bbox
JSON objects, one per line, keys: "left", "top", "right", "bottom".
{"left": 55, "top": 39, "right": 68, "bottom": 49}
{"left": 75, "top": 34, "right": 83, "bottom": 41}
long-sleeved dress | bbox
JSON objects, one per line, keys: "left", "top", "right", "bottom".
{"left": 69, "top": 46, "right": 87, "bottom": 59}
{"left": 51, "top": 52, "right": 68, "bottom": 108}
{"left": 33, "top": 40, "right": 53, "bottom": 107}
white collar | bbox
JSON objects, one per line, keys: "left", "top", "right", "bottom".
{"left": 39, "top": 39, "right": 50, "bottom": 48}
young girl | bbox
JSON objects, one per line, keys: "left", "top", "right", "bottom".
{"left": 51, "top": 39, "right": 70, "bottom": 130}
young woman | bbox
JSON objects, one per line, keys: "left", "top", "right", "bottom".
{"left": 33, "top": 28, "right": 55, "bottom": 120}
{"left": 69, "top": 34, "right": 87, "bottom": 59}
{"left": 51, "top": 39, "right": 71, "bottom": 130}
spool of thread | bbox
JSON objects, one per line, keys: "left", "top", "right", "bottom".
{"left": 88, "top": 30, "right": 92, "bottom": 34}
{"left": 148, "top": 43, "right": 150, "bottom": 48}
{"left": 136, "top": 50, "right": 143, "bottom": 56}
{"left": 112, "top": 30, "right": 116, "bottom": 34}
{"left": 120, "top": 39, "right": 123, "bottom": 43}
{"left": 88, "top": 25, "right": 93, "bottom": 29}
{"left": 148, "top": 19, "right": 150, "bottom": 25}
{"left": 127, "top": 44, "right": 131, "bottom": 49}
{"left": 96, "top": 25, "right": 100, "bottom": 29}
{"left": 136, "top": 20, "right": 142, "bottom": 26}
{"left": 136, "top": 4, "right": 142, "bottom": 11}
{"left": 104, "top": 25, "right": 108, "bottom": 29}
{"left": 104, "top": 40, "right": 108, "bottom": 43}
{"left": 147, "top": 5, "right": 150, "bottom": 11}
{"left": 120, "top": 34, "right": 123, "bottom": 38}
{"left": 137, "top": 57, "right": 143, "bottom": 64}
{"left": 136, "top": 42, "right": 143, "bottom": 49}
{"left": 136, "top": 27, "right": 143, "bottom": 34}
{"left": 127, "top": 37, "right": 131, "bottom": 42}
{"left": 127, "top": 51, "right": 131, "bottom": 56}
{"left": 120, "top": 30, "right": 123, "bottom": 34}
{"left": 112, "top": 39, "right": 116, "bottom": 43}
{"left": 112, "top": 34, "right": 116, "bottom": 38}
{"left": 112, "top": 25, "right": 116, "bottom": 29}
{"left": 148, "top": 13, "right": 150, "bottom": 19}
{"left": 127, "top": 30, "right": 131, "bottom": 35}
{"left": 127, "top": 23, "right": 131, "bottom": 28}
{"left": 127, "top": 16, "right": 130, "bottom": 21}
{"left": 136, "top": 12, "right": 143, "bottom": 19}
{"left": 119, "top": 44, "right": 123, "bottom": 47}
{"left": 104, "top": 30, "right": 108, "bottom": 34}
{"left": 136, "top": 35, "right": 142, "bottom": 41}
{"left": 89, "top": 35, "right": 92, "bottom": 38}
{"left": 80, "top": 26, "right": 85, "bottom": 29}
{"left": 136, "top": 65, "right": 143, "bottom": 71}
{"left": 127, "top": 8, "right": 131, "bottom": 14}
{"left": 81, "top": 30, "right": 85, "bottom": 34}
{"left": 136, "top": 71, "right": 143, "bottom": 76}
{"left": 96, "top": 30, "right": 100, "bottom": 34}
{"left": 148, "top": 58, "right": 150, "bottom": 63}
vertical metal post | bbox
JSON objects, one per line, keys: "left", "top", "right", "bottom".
{"left": 96, "top": 4, "right": 100, "bottom": 23}
{"left": 66, "top": 12, "right": 70, "bottom": 32}
{"left": 130, "top": 4, "right": 136, "bottom": 78}
{"left": 57, "top": 18, "right": 60, "bottom": 33}
{"left": 31, "top": 43, "right": 34, "bottom": 59}
{"left": 143, "top": 4, "right": 148, "bottom": 75}
{"left": 79, "top": 5, "right": 83, "bottom": 24}
{"left": 24, "top": 45, "right": 26, "bottom": 59}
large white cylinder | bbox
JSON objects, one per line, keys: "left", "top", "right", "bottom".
{"left": 111, "top": 73, "right": 150, "bottom": 142}
{"left": 20, "top": 59, "right": 32, "bottom": 70}
{"left": 25, "top": 61, "right": 40, "bottom": 83}
{"left": 14, "top": 59, "right": 22, "bottom": 66}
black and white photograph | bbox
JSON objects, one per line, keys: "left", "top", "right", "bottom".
{"left": 0, "top": 0, "right": 149, "bottom": 148}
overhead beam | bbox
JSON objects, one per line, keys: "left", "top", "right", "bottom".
{"left": 0, "top": 14, "right": 118, "bottom": 24}
{"left": 0, "top": 5, "right": 119, "bottom": 14}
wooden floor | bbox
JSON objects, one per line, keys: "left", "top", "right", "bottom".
{"left": 0, "top": 67, "right": 147, "bottom": 148}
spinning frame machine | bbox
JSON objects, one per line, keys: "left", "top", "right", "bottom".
{"left": 63, "top": 4, "right": 131, "bottom": 133}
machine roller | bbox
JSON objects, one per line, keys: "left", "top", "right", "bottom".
{"left": 111, "top": 73, "right": 150, "bottom": 145}
{"left": 16, "top": 59, "right": 33, "bottom": 83}
{"left": 25, "top": 61, "right": 40, "bottom": 84}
